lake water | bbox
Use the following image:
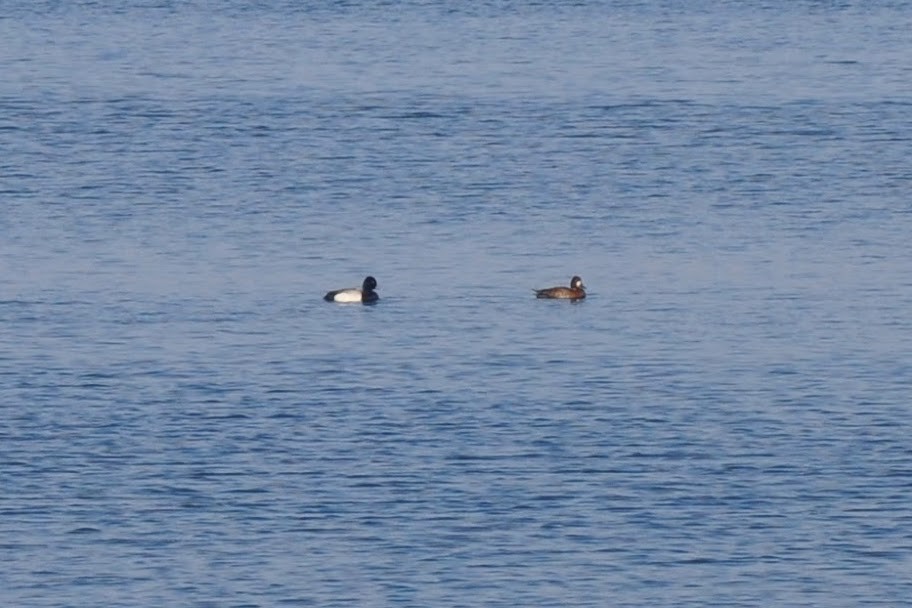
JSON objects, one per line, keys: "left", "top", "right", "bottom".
{"left": 2, "top": 1, "right": 912, "bottom": 606}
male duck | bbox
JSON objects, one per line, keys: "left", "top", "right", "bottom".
{"left": 324, "top": 276, "right": 379, "bottom": 304}
{"left": 534, "top": 276, "right": 586, "bottom": 300}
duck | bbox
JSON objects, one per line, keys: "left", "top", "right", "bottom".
{"left": 534, "top": 276, "right": 586, "bottom": 300}
{"left": 324, "top": 276, "right": 379, "bottom": 304}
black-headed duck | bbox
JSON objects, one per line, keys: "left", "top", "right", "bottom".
{"left": 324, "top": 276, "right": 379, "bottom": 304}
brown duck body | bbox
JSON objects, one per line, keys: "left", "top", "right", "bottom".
{"left": 534, "top": 276, "right": 586, "bottom": 300}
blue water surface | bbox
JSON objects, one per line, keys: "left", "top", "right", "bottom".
{"left": 2, "top": 1, "right": 912, "bottom": 606}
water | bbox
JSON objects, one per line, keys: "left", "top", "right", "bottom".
{"left": 2, "top": 1, "right": 912, "bottom": 606}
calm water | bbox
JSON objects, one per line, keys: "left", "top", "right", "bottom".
{"left": 2, "top": 1, "right": 912, "bottom": 606}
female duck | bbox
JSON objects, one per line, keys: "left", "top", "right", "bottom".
{"left": 324, "top": 276, "right": 379, "bottom": 304}
{"left": 534, "top": 276, "right": 586, "bottom": 300}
